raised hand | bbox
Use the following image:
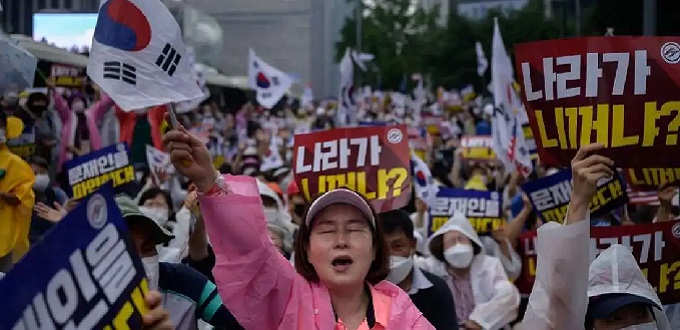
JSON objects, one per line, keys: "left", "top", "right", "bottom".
{"left": 35, "top": 202, "right": 67, "bottom": 223}
{"left": 567, "top": 143, "right": 614, "bottom": 224}
{"left": 163, "top": 125, "right": 217, "bottom": 192}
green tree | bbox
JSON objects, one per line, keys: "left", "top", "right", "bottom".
{"left": 336, "top": 0, "right": 443, "bottom": 90}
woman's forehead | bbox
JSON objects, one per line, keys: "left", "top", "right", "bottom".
{"left": 312, "top": 204, "right": 369, "bottom": 225}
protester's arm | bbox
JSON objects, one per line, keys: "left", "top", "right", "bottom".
{"left": 449, "top": 149, "right": 464, "bottom": 188}
{"left": 48, "top": 83, "right": 71, "bottom": 123}
{"left": 89, "top": 91, "right": 115, "bottom": 125}
{"left": 505, "top": 193, "right": 532, "bottom": 248}
{"left": 467, "top": 257, "right": 521, "bottom": 329}
{"left": 519, "top": 143, "right": 614, "bottom": 329}
{"left": 165, "top": 126, "right": 302, "bottom": 329}
{"left": 654, "top": 186, "right": 677, "bottom": 223}
{"left": 184, "top": 191, "right": 209, "bottom": 261}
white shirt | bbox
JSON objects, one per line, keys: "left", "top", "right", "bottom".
{"left": 409, "top": 266, "right": 433, "bottom": 295}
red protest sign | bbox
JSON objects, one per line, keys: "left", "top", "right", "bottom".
{"left": 515, "top": 37, "right": 680, "bottom": 168}
{"left": 515, "top": 220, "right": 680, "bottom": 305}
{"left": 623, "top": 168, "right": 680, "bottom": 190}
{"left": 293, "top": 125, "right": 411, "bottom": 213}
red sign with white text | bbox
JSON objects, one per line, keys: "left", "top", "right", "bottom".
{"left": 515, "top": 37, "right": 680, "bottom": 168}
{"left": 515, "top": 220, "right": 680, "bottom": 305}
{"left": 293, "top": 125, "right": 411, "bottom": 213}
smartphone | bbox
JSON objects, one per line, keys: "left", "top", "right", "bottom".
{"left": 167, "top": 104, "right": 181, "bottom": 129}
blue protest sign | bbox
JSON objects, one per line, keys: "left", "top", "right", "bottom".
{"left": 521, "top": 169, "right": 628, "bottom": 224}
{"left": 0, "top": 184, "right": 149, "bottom": 329}
{"left": 428, "top": 188, "right": 504, "bottom": 236}
{"left": 65, "top": 142, "right": 135, "bottom": 199}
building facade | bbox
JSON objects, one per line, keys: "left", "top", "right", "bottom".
{"left": 192, "top": 0, "right": 353, "bottom": 97}
{"left": 0, "top": 0, "right": 99, "bottom": 35}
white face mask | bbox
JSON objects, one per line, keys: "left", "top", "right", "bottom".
{"left": 139, "top": 206, "right": 170, "bottom": 227}
{"left": 264, "top": 207, "right": 279, "bottom": 223}
{"left": 33, "top": 174, "right": 50, "bottom": 191}
{"left": 386, "top": 255, "right": 414, "bottom": 285}
{"left": 142, "top": 255, "right": 160, "bottom": 291}
{"left": 444, "top": 243, "right": 474, "bottom": 268}
{"left": 619, "top": 322, "right": 658, "bottom": 330}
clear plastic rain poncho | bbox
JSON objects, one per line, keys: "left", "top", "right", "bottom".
{"left": 588, "top": 244, "right": 671, "bottom": 329}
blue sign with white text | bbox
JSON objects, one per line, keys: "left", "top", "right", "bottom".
{"left": 428, "top": 188, "right": 504, "bottom": 236}
{"left": 0, "top": 184, "right": 149, "bottom": 329}
{"left": 521, "top": 169, "right": 628, "bottom": 224}
{"left": 64, "top": 143, "right": 135, "bottom": 199}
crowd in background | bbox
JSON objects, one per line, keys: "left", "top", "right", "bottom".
{"left": 0, "top": 77, "right": 678, "bottom": 330}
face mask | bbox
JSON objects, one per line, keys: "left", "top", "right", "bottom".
{"left": 386, "top": 255, "right": 414, "bottom": 285}
{"left": 142, "top": 255, "right": 160, "bottom": 291}
{"left": 139, "top": 206, "right": 170, "bottom": 227}
{"left": 293, "top": 204, "right": 306, "bottom": 217}
{"left": 33, "top": 174, "right": 50, "bottom": 191}
{"left": 619, "top": 322, "right": 658, "bottom": 330}
{"left": 72, "top": 101, "right": 85, "bottom": 112}
{"left": 444, "top": 243, "right": 474, "bottom": 268}
{"left": 264, "top": 207, "right": 279, "bottom": 222}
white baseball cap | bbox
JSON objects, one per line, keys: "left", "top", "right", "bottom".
{"left": 304, "top": 188, "right": 375, "bottom": 227}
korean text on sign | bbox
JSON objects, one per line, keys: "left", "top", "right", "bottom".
{"left": 293, "top": 125, "right": 411, "bottom": 213}
{"left": 51, "top": 63, "right": 86, "bottom": 87}
{"left": 521, "top": 169, "right": 628, "bottom": 224}
{"left": 428, "top": 188, "right": 503, "bottom": 236}
{"left": 0, "top": 185, "right": 149, "bottom": 329}
{"left": 515, "top": 37, "right": 680, "bottom": 167}
{"left": 623, "top": 167, "right": 680, "bottom": 190}
{"left": 66, "top": 143, "right": 134, "bottom": 199}
{"left": 515, "top": 220, "right": 680, "bottom": 305}
{"left": 460, "top": 135, "right": 496, "bottom": 161}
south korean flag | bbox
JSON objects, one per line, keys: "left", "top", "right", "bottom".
{"left": 248, "top": 49, "right": 293, "bottom": 109}
{"left": 87, "top": 0, "right": 203, "bottom": 111}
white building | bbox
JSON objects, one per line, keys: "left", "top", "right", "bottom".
{"left": 191, "top": 0, "right": 354, "bottom": 97}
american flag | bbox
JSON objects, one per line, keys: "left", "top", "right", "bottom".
{"left": 626, "top": 188, "right": 659, "bottom": 205}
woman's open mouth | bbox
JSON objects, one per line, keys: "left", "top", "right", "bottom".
{"left": 331, "top": 255, "right": 354, "bottom": 273}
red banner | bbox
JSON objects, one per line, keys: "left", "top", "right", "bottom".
{"left": 515, "top": 37, "right": 680, "bottom": 168}
{"left": 623, "top": 167, "right": 680, "bottom": 190}
{"left": 516, "top": 220, "right": 680, "bottom": 305}
{"left": 293, "top": 125, "right": 411, "bottom": 213}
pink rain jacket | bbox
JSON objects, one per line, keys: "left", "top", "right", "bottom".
{"left": 198, "top": 175, "right": 434, "bottom": 330}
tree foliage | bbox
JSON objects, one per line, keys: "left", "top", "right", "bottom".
{"left": 336, "top": 0, "right": 680, "bottom": 91}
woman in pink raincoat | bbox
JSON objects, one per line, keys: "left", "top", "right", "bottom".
{"left": 164, "top": 125, "right": 434, "bottom": 330}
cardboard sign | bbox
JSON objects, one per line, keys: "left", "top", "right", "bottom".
{"left": 515, "top": 37, "right": 680, "bottom": 168}
{"left": 428, "top": 188, "right": 503, "bottom": 236}
{"left": 65, "top": 143, "right": 135, "bottom": 199}
{"left": 0, "top": 185, "right": 149, "bottom": 328}
{"left": 521, "top": 169, "right": 628, "bottom": 223}
{"left": 51, "top": 63, "right": 86, "bottom": 87}
{"left": 460, "top": 135, "right": 496, "bottom": 161}
{"left": 623, "top": 167, "right": 680, "bottom": 190}
{"left": 515, "top": 220, "right": 680, "bottom": 305}
{"left": 293, "top": 125, "right": 411, "bottom": 213}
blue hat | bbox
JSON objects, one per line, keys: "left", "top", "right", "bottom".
{"left": 587, "top": 293, "right": 657, "bottom": 319}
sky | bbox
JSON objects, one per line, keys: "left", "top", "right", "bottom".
{"left": 33, "top": 13, "right": 98, "bottom": 50}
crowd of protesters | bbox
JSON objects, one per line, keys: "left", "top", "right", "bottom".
{"left": 0, "top": 80, "right": 677, "bottom": 329}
